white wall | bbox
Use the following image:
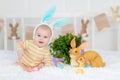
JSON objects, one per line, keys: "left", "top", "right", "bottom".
{"left": 0, "top": 0, "right": 26, "bottom": 17}
{"left": 0, "top": 0, "right": 120, "bottom": 17}
{"left": 0, "top": 0, "right": 120, "bottom": 51}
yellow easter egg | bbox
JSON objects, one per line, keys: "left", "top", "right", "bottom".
{"left": 75, "top": 69, "right": 84, "bottom": 74}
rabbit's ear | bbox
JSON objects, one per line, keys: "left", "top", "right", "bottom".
{"left": 110, "top": 7, "right": 114, "bottom": 13}
{"left": 111, "top": 6, "right": 119, "bottom": 13}
{"left": 15, "top": 23, "right": 19, "bottom": 28}
{"left": 9, "top": 23, "right": 13, "bottom": 28}
{"left": 51, "top": 18, "right": 70, "bottom": 28}
{"left": 41, "top": 6, "right": 56, "bottom": 23}
{"left": 77, "top": 41, "right": 88, "bottom": 51}
{"left": 81, "top": 19, "right": 84, "bottom": 24}
{"left": 110, "top": 7, "right": 116, "bottom": 14}
{"left": 85, "top": 20, "right": 89, "bottom": 25}
{"left": 70, "top": 37, "right": 76, "bottom": 48}
{"left": 116, "top": 6, "right": 119, "bottom": 12}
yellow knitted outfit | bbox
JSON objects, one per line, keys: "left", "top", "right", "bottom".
{"left": 17, "top": 40, "right": 51, "bottom": 67}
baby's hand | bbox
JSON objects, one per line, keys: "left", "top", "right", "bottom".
{"left": 38, "top": 63, "right": 45, "bottom": 68}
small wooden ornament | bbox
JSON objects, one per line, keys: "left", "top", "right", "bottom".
{"left": 110, "top": 6, "right": 120, "bottom": 23}
{"left": 79, "top": 19, "right": 89, "bottom": 36}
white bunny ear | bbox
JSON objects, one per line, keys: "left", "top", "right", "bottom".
{"left": 41, "top": 6, "right": 56, "bottom": 23}
{"left": 51, "top": 18, "right": 70, "bottom": 28}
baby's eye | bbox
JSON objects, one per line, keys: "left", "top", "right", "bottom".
{"left": 37, "top": 35, "right": 41, "bottom": 37}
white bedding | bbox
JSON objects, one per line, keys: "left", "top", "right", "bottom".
{"left": 0, "top": 50, "right": 120, "bottom": 80}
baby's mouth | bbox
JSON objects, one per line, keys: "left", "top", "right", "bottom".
{"left": 39, "top": 41, "right": 44, "bottom": 44}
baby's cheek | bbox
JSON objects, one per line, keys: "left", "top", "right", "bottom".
{"left": 46, "top": 39, "right": 50, "bottom": 43}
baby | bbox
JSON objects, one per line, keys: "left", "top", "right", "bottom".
{"left": 16, "top": 24, "right": 52, "bottom": 72}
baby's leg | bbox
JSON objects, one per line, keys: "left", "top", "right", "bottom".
{"left": 17, "top": 61, "right": 33, "bottom": 72}
{"left": 16, "top": 52, "right": 23, "bottom": 64}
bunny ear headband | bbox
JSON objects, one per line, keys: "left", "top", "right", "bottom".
{"left": 33, "top": 6, "right": 70, "bottom": 39}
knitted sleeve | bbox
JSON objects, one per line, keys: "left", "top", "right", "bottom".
{"left": 16, "top": 40, "right": 28, "bottom": 51}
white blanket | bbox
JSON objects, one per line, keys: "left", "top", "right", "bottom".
{"left": 0, "top": 50, "right": 120, "bottom": 80}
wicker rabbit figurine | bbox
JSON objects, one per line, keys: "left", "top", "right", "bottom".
{"left": 8, "top": 23, "right": 20, "bottom": 39}
{"left": 70, "top": 37, "right": 105, "bottom": 67}
{"left": 110, "top": 6, "right": 120, "bottom": 23}
{"left": 79, "top": 19, "right": 89, "bottom": 37}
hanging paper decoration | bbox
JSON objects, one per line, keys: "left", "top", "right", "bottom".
{"left": 110, "top": 6, "right": 120, "bottom": 23}
{"left": 8, "top": 22, "right": 20, "bottom": 39}
{"left": 25, "top": 26, "right": 34, "bottom": 40}
{"left": 94, "top": 13, "right": 110, "bottom": 31}
{"left": 61, "top": 24, "right": 74, "bottom": 35}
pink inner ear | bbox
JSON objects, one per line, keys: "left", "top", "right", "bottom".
{"left": 85, "top": 20, "right": 89, "bottom": 24}
{"left": 81, "top": 41, "right": 88, "bottom": 49}
{"left": 15, "top": 23, "right": 19, "bottom": 28}
{"left": 78, "top": 41, "right": 88, "bottom": 51}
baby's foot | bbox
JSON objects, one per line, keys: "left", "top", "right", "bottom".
{"left": 25, "top": 67, "right": 33, "bottom": 72}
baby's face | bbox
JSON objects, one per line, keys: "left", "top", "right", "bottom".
{"left": 34, "top": 27, "right": 51, "bottom": 48}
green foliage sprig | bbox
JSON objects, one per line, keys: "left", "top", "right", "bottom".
{"left": 49, "top": 33, "right": 81, "bottom": 64}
